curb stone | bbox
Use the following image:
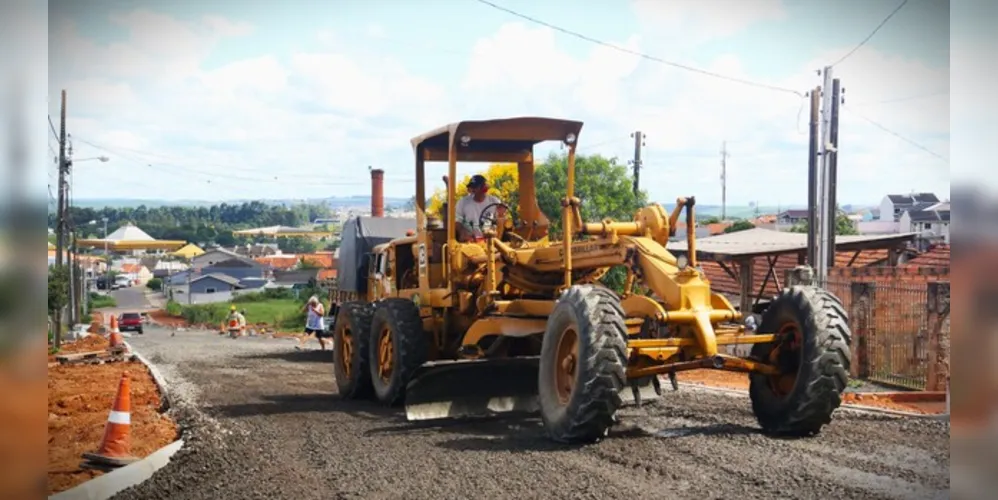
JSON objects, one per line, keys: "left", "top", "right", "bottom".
{"left": 127, "top": 342, "right": 171, "bottom": 412}
{"left": 49, "top": 440, "right": 184, "bottom": 500}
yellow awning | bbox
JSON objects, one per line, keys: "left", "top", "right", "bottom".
{"left": 75, "top": 239, "right": 188, "bottom": 251}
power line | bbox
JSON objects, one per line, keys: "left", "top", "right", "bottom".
{"left": 849, "top": 90, "right": 948, "bottom": 107}
{"left": 842, "top": 106, "right": 947, "bottom": 161}
{"left": 473, "top": 0, "right": 804, "bottom": 97}
{"left": 48, "top": 115, "right": 59, "bottom": 140}
{"left": 74, "top": 137, "right": 414, "bottom": 186}
{"left": 829, "top": 0, "right": 910, "bottom": 67}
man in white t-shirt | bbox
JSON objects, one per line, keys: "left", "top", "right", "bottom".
{"left": 454, "top": 174, "right": 506, "bottom": 241}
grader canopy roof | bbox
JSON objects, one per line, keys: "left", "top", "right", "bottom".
{"left": 410, "top": 117, "right": 584, "bottom": 162}
{"left": 336, "top": 216, "right": 416, "bottom": 293}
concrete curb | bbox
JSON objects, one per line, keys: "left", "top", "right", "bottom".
{"left": 674, "top": 381, "right": 950, "bottom": 420}
{"left": 48, "top": 342, "right": 184, "bottom": 500}
{"left": 49, "top": 439, "right": 184, "bottom": 500}
{"left": 128, "top": 343, "right": 171, "bottom": 412}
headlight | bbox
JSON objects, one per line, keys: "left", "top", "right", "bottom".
{"left": 676, "top": 254, "right": 688, "bottom": 270}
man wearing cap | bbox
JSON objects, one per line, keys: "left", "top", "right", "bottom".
{"left": 454, "top": 174, "right": 506, "bottom": 241}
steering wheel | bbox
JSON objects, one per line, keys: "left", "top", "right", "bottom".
{"left": 477, "top": 202, "right": 513, "bottom": 234}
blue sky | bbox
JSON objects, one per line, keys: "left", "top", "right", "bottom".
{"left": 46, "top": 0, "right": 951, "bottom": 206}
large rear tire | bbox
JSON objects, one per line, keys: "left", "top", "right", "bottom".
{"left": 369, "top": 298, "right": 429, "bottom": 406}
{"left": 749, "top": 286, "right": 852, "bottom": 436}
{"left": 538, "top": 285, "right": 628, "bottom": 444}
{"left": 333, "top": 302, "right": 375, "bottom": 400}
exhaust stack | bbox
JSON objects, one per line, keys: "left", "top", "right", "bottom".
{"left": 370, "top": 167, "right": 384, "bottom": 217}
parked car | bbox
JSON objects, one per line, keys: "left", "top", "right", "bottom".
{"left": 118, "top": 312, "right": 144, "bottom": 334}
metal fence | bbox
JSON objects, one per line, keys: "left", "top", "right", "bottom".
{"left": 819, "top": 278, "right": 950, "bottom": 390}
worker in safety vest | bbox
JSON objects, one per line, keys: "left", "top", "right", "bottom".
{"left": 226, "top": 305, "right": 246, "bottom": 334}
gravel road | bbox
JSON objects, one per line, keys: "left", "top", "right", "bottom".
{"left": 114, "top": 325, "right": 950, "bottom": 500}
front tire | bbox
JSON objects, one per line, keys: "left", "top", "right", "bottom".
{"left": 749, "top": 286, "right": 852, "bottom": 436}
{"left": 538, "top": 285, "right": 628, "bottom": 444}
{"left": 368, "top": 298, "right": 428, "bottom": 406}
{"left": 333, "top": 302, "right": 375, "bottom": 399}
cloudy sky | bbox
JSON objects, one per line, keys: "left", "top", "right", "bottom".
{"left": 46, "top": 0, "right": 950, "bottom": 206}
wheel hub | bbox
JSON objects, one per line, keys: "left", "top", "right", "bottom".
{"left": 554, "top": 326, "right": 579, "bottom": 405}
{"left": 377, "top": 327, "right": 394, "bottom": 383}
{"left": 340, "top": 329, "right": 353, "bottom": 378}
{"left": 768, "top": 323, "right": 802, "bottom": 397}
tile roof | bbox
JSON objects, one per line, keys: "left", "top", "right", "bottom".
{"left": 298, "top": 252, "right": 336, "bottom": 268}
{"left": 905, "top": 244, "right": 950, "bottom": 267}
{"left": 191, "top": 273, "right": 243, "bottom": 287}
{"left": 699, "top": 250, "right": 890, "bottom": 297}
{"left": 254, "top": 255, "right": 300, "bottom": 270}
{"left": 318, "top": 269, "right": 338, "bottom": 280}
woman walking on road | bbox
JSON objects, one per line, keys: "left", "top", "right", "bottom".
{"left": 296, "top": 295, "right": 328, "bottom": 351}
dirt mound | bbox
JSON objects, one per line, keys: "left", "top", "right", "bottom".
{"left": 48, "top": 360, "right": 178, "bottom": 495}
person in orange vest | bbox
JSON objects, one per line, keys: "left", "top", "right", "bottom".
{"left": 226, "top": 305, "right": 246, "bottom": 336}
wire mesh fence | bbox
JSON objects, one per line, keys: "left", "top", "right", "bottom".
{"left": 818, "top": 277, "right": 949, "bottom": 390}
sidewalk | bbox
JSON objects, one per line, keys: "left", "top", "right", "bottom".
{"left": 143, "top": 290, "right": 167, "bottom": 309}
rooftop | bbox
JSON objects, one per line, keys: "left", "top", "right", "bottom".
{"left": 667, "top": 228, "right": 918, "bottom": 260}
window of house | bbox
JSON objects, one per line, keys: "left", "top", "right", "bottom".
{"left": 205, "top": 287, "right": 216, "bottom": 294}
{"left": 924, "top": 223, "right": 932, "bottom": 229}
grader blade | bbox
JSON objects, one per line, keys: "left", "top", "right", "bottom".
{"left": 620, "top": 375, "right": 663, "bottom": 407}
{"left": 404, "top": 357, "right": 541, "bottom": 421}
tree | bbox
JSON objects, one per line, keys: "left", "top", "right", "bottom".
{"left": 700, "top": 216, "right": 721, "bottom": 224}
{"left": 724, "top": 220, "right": 755, "bottom": 233}
{"left": 534, "top": 152, "right": 647, "bottom": 235}
{"left": 48, "top": 265, "right": 70, "bottom": 347}
{"left": 427, "top": 163, "right": 520, "bottom": 219}
{"left": 279, "top": 236, "right": 319, "bottom": 254}
{"left": 789, "top": 208, "right": 858, "bottom": 235}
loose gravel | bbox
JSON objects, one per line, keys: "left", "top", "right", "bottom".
{"left": 112, "top": 326, "right": 950, "bottom": 500}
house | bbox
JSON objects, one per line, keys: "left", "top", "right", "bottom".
{"left": 254, "top": 255, "right": 300, "bottom": 272}
{"left": 189, "top": 273, "right": 244, "bottom": 294}
{"left": 271, "top": 269, "right": 321, "bottom": 289}
{"left": 238, "top": 277, "right": 270, "bottom": 291}
{"left": 234, "top": 243, "right": 281, "bottom": 258}
{"left": 899, "top": 202, "right": 950, "bottom": 244}
{"left": 298, "top": 251, "right": 336, "bottom": 269}
{"left": 151, "top": 260, "right": 189, "bottom": 279}
{"left": 171, "top": 243, "right": 205, "bottom": 260}
{"left": 119, "top": 263, "right": 153, "bottom": 285}
{"left": 191, "top": 247, "right": 246, "bottom": 270}
{"left": 775, "top": 210, "right": 809, "bottom": 231}
{"left": 201, "top": 257, "right": 267, "bottom": 281}
{"left": 879, "top": 193, "right": 940, "bottom": 222}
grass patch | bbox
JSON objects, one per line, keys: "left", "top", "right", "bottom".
{"left": 180, "top": 298, "right": 306, "bottom": 330}
{"left": 88, "top": 292, "right": 117, "bottom": 309}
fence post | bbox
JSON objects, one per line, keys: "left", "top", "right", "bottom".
{"left": 925, "top": 282, "right": 951, "bottom": 392}
{"left": 849, "top": 283, "right": 874, "bottom": 379}
{"left": 785, "top": 265, "right": 816, "bottom": 288}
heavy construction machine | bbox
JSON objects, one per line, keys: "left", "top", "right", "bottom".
{"left": 331, "top": 117, "right": 853, "bottom": 443}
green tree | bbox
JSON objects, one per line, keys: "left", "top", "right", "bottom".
{"left": 48, "top": 265, "right": 70, "bottom": 347}
{"left": 279, "top": 236, "right": 319, "bottom": 254}
{"left": 534, "top": 152, "right": 647, "bottom": 236}
{"left": 700, "top": 216, "right": 721, "bottom": 224}
{"left": 790, "top": 208, "right": 858, "bottom": 235}
{"left": 724, "top": 220, "right": 755, "bottom": 233}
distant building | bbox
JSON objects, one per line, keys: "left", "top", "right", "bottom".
{"left": 879, "top": 193, "right": 940, "bottom": 222}
{"left": 900, "top": 201, "right": 950, "bottom": 244}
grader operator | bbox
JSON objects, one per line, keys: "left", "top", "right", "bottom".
{"left": 331, "top": 117, "right": 853, "bottom": 443}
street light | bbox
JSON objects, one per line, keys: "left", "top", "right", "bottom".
{"left": 73, "top": 156, "right": 110, "bottom": 163}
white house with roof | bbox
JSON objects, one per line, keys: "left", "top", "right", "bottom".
{"left": 899, "top": 201, "right": 950, "bottom": 244}
{"left": 879, "top": 193, "right": 941, "bottom": 222}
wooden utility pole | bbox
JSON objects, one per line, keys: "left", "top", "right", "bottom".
{"left": 806, "top": 86, "right": 820, "bottom": 268}
{"left": 630, "top": 131, "right": 644, "bottom": 196}
{"left": 720, "top": 141, "right": 730, "bottom": 221}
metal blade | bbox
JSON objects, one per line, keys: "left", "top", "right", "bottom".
{"left": 620, "top": 375, "right": 662, "bottom": 406}
{"left": 404, "top": 357, "right": 541, "bottom": 422}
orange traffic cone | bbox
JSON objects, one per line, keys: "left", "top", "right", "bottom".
{"left": 82, "top": 372, "right": 138, "bottom": 468}
{"left": 109, "top": 315, "right": 119, "bottom": 333}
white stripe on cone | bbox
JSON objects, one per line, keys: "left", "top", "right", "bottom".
{"left": 108, "top": 410, "right": 130, "bottom": 425}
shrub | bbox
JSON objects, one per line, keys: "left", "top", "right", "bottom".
{"left": 165, "top": 299, "right": 183, "bottom": 317}
{"left": 181, "top": 303, "right": 228, "bottom": 325}
{"left": 146, "top": 277, "right": 163, "bottom": 291}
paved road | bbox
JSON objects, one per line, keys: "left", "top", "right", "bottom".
{"left": 115, "top": 325, "right": 950, "bottom": 500}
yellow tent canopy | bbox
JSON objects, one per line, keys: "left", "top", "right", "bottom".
{"left": 171, "top": 243, "right": 205, "bottom": 259}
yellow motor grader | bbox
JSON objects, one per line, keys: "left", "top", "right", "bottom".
{"left": 331, "top": 117, "right": 852, "bottom": 443}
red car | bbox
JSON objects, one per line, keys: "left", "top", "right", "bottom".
{"left": 118, "top": 312, "right": 144, "bottom": 335}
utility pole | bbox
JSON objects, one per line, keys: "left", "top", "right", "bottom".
{"left": 630, "top": 131, "right": 644, "bottom": 196}
{"left": 54, "top": 90, "right": 68, "bottom": 347}
{"left": 806, "top": 86, "right": 820, "bottom": 268}
{"left": 720, "top": 141, "right": 730, "bottom": 221}
{"left": 815, "top": 66, "right": 835, "bottom": 285}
